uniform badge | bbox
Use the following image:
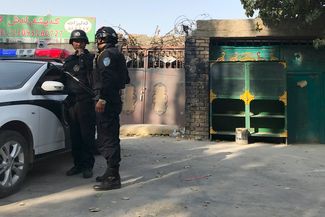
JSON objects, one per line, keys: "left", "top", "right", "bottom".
{"left": 103, "top": 57, "right": 111, "bottom": 66}
{"left": 73, "top": 64, "right": 80, "bottom": 72}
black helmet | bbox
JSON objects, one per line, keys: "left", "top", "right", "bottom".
{"left": 95, "top": 26, "right": 118, "bottom": 44}
{"left": 69, "top": 29, "right": 89, "bottom": 44}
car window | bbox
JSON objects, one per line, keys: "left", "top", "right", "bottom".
{"left": 33, "top": 64, "right": 67, "bottom": 95}
{"left": 0, "top": 61, "right": 43, "bottom": 90}
{"left": 39, "top": 65, "right": 63, "bottom": 83}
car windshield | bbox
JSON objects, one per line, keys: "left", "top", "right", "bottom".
{"left": 0, "top": 61, "right": 44, "bottom": 90}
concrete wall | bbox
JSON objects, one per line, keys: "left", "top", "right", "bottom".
{"left": 193, "top": 18, "right": 325, "bottom": 38}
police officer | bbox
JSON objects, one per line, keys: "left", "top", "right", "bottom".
{"left": 63, "top": 29, "right": 95, "bottom": 178}
{"left": 92, "top": 26, "right": 129, "bottom": 190}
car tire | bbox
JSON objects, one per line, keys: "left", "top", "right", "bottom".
{"left": 0, "top": 130, "right": 29, "bottom": 198}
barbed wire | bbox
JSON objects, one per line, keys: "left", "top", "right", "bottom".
{"left": 113, "top": 25, "right": 142, "bottom": 47}
{"left": 113, "top": 14, "right": 211, "bottom": 48}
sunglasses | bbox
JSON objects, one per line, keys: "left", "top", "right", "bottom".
{"left": 96, "top": 32, "right": 109, "bottom": 39}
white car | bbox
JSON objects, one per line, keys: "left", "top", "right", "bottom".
{"left": 0, "top": 59, "right": 70, "bottom": 198}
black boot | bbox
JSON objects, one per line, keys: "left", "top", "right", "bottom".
{"left": 95, "top": 168, "right": 111, "bottom": 182}
{"left": 66, "top": 166, "right": 83, "bottom": 176}
{"left": 82, "top": 168, "right": 93, "bottom": 178}
{"left": 93, "top": 175, "right": 121, "bottom": 191}
{"left": 96, "top": 165, "right": 120, "bottom": 182}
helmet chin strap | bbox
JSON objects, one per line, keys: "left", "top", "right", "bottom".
{"left": 96, "top": 41, "right": 107, "bottom": 52}
{"left": 96, "top": 40, "right": 106, "bottom": 45}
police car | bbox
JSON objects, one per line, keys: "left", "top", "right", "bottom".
{"left": 0, "top": 48, "right": 71, "bottom": 198}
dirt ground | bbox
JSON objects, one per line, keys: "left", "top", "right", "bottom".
{"left": 1, "top": 135, "right": 325, "bottom": 217}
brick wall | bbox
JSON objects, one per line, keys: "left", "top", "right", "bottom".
{"left": 184, "top": 36, "right": 210, "bottom": 140}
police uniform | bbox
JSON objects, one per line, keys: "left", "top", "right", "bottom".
{"left": 94, "top": 44, "right": 124, "bottom": 175}
{"left": 63, "top": 49, "right": 96, "bottom": 174}
{"left": 92, "top": 26, "right": 130, "bottom": 191}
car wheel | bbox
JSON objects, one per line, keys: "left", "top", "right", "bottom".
{"left": 0, "top": 130, "right": 29, "bottom": 198}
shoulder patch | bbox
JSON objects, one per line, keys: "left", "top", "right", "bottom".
{"left": 103, "top": 57, "right": 111, "bottom": 66}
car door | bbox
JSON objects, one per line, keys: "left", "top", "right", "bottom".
{"left": 32, "top": 65, "right": 70, "bottom": 154}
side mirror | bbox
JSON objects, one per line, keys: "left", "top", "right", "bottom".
{"left": 41, "top": 81, "right": 64, "bottom": 92}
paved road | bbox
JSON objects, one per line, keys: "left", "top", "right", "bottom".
{"left": 1, "top": 137, "right": 325, "bottom": 217}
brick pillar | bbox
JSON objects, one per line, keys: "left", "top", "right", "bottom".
{"left": 184, "top": 36, "right": 210, "bottom": 140}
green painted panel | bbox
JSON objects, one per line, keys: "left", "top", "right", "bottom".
{"left": 249, "top": 62, "right": 286, "bottom": 99}
{"left": 287, "top": 73, "right": 321, "bottom": 143}
{"left": 281, "top": 46, "right": 325, "bottom": 72}
{"left": 210, "top": 62, "right": 245, "bottom": 98}
{"left": 210, "top": 46, "right": 281, "bottom": 62}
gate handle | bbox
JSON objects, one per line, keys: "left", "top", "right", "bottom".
{"left": 140, "top": 88, "right": 145, "bottom": 101}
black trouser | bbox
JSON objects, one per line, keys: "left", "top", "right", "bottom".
{"left": 69, "top": 99, "right": 95, "bottom": 170}
{"left": 96, "top": 106, "right": 121, "bottom": 169}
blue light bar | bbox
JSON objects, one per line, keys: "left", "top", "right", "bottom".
{"left": 0, "top": 49, "right": 17, "bottom": 57}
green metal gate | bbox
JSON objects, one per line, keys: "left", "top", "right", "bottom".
{"left": 209, "top": 40, "right": 325, "bottom": 143}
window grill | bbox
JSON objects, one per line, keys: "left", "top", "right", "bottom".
{"left": 122, "top": 47, "right": 184, "bottom": 69}
{"left": 148, "top": 49, "right": 184, "bottom": 69}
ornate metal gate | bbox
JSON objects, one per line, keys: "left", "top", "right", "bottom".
{"left": 120, "top": 47, "right": 185, "bottom": 126}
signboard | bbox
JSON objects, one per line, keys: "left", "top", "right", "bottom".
{"left": 0, "top": 14, "right": 96, "bottom": 43}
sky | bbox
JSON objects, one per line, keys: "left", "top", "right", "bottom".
{"left": 1, "top": 0, "right": 248, "bottom": 36}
